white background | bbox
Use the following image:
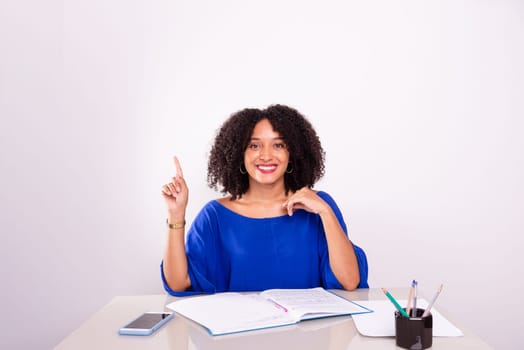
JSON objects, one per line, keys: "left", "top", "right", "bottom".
{"left": 1, "top": 0, "right": 523, "bottom": 349}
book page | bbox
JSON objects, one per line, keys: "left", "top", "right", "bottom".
{"left": 166, "top": 293, "right": 296, "bottom": 335}
{"left": 260, "top": 287, "right": 371, "bottom": 320}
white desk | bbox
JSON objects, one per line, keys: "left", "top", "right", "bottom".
{"left": 54, "top": 288, "right": 493, "bottom": 350}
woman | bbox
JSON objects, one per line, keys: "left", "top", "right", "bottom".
{"left": 161, "top": 104, "right": 368, "bottom": 296}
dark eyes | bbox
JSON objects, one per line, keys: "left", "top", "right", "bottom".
{"left": 247, "top": 142, "right": 286, "bottom": 150}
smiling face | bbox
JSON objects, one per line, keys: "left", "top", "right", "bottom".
{"left": 244, "top": 118, "right": 290, "bottom": 188}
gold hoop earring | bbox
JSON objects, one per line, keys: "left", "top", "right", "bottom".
{"left": 240, "top": 164, "right": 247, "bottom": 174}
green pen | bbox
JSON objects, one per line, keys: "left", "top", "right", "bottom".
{"left": 382, "top": 288, "right": 410, "bottom": 318}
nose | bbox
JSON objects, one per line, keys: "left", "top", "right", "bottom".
{"left": 259, "top": 146, "right": 272, "bottom": 162}
{"left": 259, "top": 154, "right": 270, "bottom": 162}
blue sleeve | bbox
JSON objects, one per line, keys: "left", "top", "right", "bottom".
{"left": 317, "top": 191, "right": 369, "bottom": 289}
{"left": 353, "top": 244, "right": 369, "bottom": 288}
{"left": 160, "top": 261, "right": 208, "bottom": 296}
{"left": 160, "top": 202, "right": 220, "bottom": 296}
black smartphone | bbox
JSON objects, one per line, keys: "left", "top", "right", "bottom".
{"left": 118, "top": 312, "right": 174, "bottom": 336}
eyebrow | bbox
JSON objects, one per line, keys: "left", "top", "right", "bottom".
{"left": 249, "top": 137, "right": 285, "bottom": 141}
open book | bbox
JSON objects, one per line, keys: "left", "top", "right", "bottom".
{"left": 166, "top": 287, "right": 372, "bottom": 336}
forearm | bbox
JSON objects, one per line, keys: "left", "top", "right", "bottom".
{"left": 319, "top": 209, "right": 360, "bottom": 290}
{"left": 162, "top": 213, "right": 191, "bottom": 291}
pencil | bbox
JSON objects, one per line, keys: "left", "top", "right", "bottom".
{"left": 406, "top": 280, "right": 416, "bottom": 316}
{"left": 382, "top": 288, "right": 410, "bottom": 318}
{"left": 422, "top": 284, "right": 443, "bottom": 317}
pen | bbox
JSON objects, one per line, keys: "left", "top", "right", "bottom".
{"left": 406, "top": 280, "right": 416, "bottom": 316}
{"left": 412, "top": 280, "right": 418, "bottom": 317}
{"left": 422, "top": 284, "right": 443, "bottom": 317}
{"left": 382, "top": 288, "right": 409, "bottom": 318}
{"left": 268, "top": 299, "right": 288, "bottom": 313}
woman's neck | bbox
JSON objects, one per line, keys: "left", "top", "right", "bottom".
{"left": 219, "top": 182, "right": 290, "bottom": 218}
{"left": 242, "top": 181, "right": 288, "bottom": 203}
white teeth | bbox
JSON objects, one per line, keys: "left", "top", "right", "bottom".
{"left": 258, "top": 165, "right": 276, "bottom": 171}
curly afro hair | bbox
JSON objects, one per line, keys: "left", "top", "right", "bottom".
{"left": 207, "top": 104, "right": 325, "bottom": 199}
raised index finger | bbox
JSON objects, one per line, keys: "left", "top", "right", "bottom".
{"left": 173, "top": 156, "right": 184, "bottom": 178}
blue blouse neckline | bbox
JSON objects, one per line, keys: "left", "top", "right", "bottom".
{"left": 211, "top": 190, "right": 326, "bottom": 221}
{"left": 211, "top": 199, "right": 289, "bottom": 221}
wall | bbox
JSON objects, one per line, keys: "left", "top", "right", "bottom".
{"left": 1, "top": 1, "right": 523, "bottom": 349}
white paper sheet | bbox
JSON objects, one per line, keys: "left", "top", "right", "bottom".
{"left": 351, "top": 299, "right": 463, "bottom": 337}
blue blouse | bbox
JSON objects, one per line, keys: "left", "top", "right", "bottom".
{"left": 161, "top": 191, "right": 369, "bottom": 296}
